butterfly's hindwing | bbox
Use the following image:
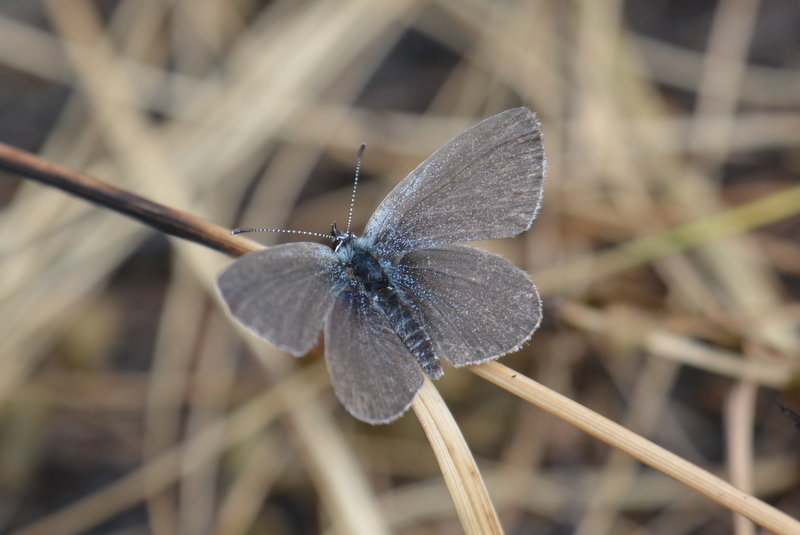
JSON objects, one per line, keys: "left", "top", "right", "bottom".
{"left": 395, "top": 244, "right": 541, "bottom": 367}
{"left": 325, "top": 290, "right": 424, "bottom": 424}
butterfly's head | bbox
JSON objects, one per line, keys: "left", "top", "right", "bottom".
{"left": 331, "top": 223, "right": 357, "bottom": 253}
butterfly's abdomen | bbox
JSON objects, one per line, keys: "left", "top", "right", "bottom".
{"left": 338, "top": 238, "right": 443, "bottom": 379}
{"left": 372, "top": 285, "right": 443, "bottom": 379}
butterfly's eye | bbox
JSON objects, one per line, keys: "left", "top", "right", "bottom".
{"left": 332, "top": 231, "right": 357, "bottom": 253}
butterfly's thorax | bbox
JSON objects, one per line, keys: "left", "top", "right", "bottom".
{"left": 333, "top": 233, "right": 443, "bottom": 379}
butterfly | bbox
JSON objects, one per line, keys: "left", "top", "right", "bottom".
{"left": 217, "top": 107, "right": 546, "bottom": 424}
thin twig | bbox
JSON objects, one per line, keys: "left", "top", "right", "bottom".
{"left": 0, "top": 141, "right": 255, "bottom": 258}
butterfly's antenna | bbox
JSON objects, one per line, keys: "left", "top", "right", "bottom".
{"left": 231, "top": 144, "right": 366, "bottom": 241}
{"left": 230, "top": 227, "right": 331, "bottom": 240}
{"left": 345, "top": 143, "right": 366, "bottom": 233}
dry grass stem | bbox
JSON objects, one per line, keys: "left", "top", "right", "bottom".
{"left": 472, "top": 361, "right": 800, "bottom": 535}
{"left": 413, "top": 379, "right": 503, "bottom": 535}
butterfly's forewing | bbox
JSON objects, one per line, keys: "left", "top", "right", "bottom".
{"left": 217, "top": 243, "right": 338, "bottom": 355}
{"left": 325, "top": 290, "right": 424, "bottom": 424}
{"left": 396, "top": 244, "right": 541, "bottom": 367}
{"left": 365, "top": 107, "right": 545, "bottom": 257}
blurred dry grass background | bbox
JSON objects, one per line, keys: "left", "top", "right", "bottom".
{"left": 1, "top": 0, "right": 800, "bottom": 534}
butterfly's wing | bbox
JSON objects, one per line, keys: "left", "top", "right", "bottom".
{"left": 325, "top": 290, "right": 424, "bottom": 424}
{"left": 395, "top": 244, "right": 540, "bottom": 367}
{"left": 365, "top": 107, "right": 545, "bottom": 257}
{"left": 217, "top": 243, "right": 338, "bottom": 356}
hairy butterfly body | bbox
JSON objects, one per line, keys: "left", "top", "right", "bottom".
{"left": 331, "top": 227, "right": 443, "bottom": 379}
